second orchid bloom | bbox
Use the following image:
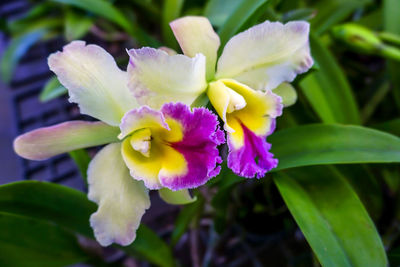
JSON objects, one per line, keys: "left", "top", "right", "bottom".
{"left": 13, "top": 16, "right": 312, "bottom": 247}
{"left": 129, "top": 16, "right": 313, "bottom": 178}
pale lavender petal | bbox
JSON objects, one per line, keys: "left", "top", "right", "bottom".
{"left": 227, "top": 124, "right": 278, "bottom": 178}
{"left": 14, "top": 121, "right": 120, "bottom": 160}
{"left": 127, "top": 47, "right": 207, "bottom": 109}
{"left": 216, "top": 21, "right": 313, "bottom": 91}
{"left": 48, "top": 41, "right": 138, "bottom": 126}
{"left": 159, "top": 103, "right": 225, "bottom": 190}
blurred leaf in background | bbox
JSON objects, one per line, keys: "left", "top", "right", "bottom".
{"left": 39, "top": 76, "right": 68, "bottom": 102}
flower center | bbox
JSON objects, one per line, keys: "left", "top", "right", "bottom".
{"left": 226, "top": 87, "right": 246, "bottom": 113}
{"left": 130, "top": 128, "right": 152, "bottom": 157}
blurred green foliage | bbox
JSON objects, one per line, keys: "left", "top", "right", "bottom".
{"left": 1, "top": 0, "right": 400, "bottom": 266}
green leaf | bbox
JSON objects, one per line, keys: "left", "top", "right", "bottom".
{"left": 51, "top": 0, "right": 159, "bottom": 46}
{"left": 1, "top": 30, "right": 46, "bottom": 84}
{"left": 299, "top": 34, "right": 361, "bottom": 124}
{"left": 269, "top": 124, "right": 400, "bottom": 171}
{"left": 383, "top": 0, "right": 400, "bottom": 110}
{"left": 382, "top": 166, "right": 400, "bottom": 196}
{"left": 51, "top": 0, "right": 131, "bottom": 32}
{"left": 125, "top": 225, "right": 177, "bottom": 267}
{"left": 383, "top": 0, "right": 400, "bottom": 35}
{"left": 1, "top": 16, "right": 62, "bottom": 84}
{"left": 50, "top": 0, "right": 157, "bottom": 46}
{"left": 10, "top": 18, "right": 62, "bottom": 38}
{"left": 8, "top": 3, "right": 54, "bottom": 34}
{"left": 361, "top": 81, "right": 391, "bottom": 123}
{"left": 65, "top": 10, "right": 93, "bottom": 41}
{"left": 0, "top": 181, "right": 174, "bottom": 267}
{"left": 0, "top": 212, "right": 88, "bottom": 267}
{"left": 69, "top": 149, "right": 91, "bottom": 184}
{"left": 204, "top": 0, "right": 243, "bottom": 27}
{"left": 159, "top": 188, "right": 197, "bottom": 205}
{"left": 39, "top": 76, "right": 68, "bottom": 102}
{"left": 310, "top": 0, "right": 372, "bottom": 36}
{"left": 210, "top": 164, "right": 245, "bottom": 233}
{"left": 281, "top": 8, "right": 316, "bottom": 22}
{"left": 211, "top": 166, "right": 245, "bottom": 210}
{"left": 379, "top": 32, "right": 400, "bottom": 46}
{"left": 162, "top": 0, "right": 184, "bottom": 49}
{"left": 372, "top": 118, "right": 400, "bottom": 136}
{"left": 274, "top": 166, "right": 387, "bottom": 267}
{"left": 0, "top": 181, "right": 95, "bottom": 236}
{"left": 217, "top": 0, "right": 269, "bottom": 49}
{"left": 171, "top": 196, "right": 204, "bottom": 246}
{"left": 337, "top": 165, "right": 383, "bottom": 220}
{"left": 355, "top": 8, "right": 382, "bottom": 29}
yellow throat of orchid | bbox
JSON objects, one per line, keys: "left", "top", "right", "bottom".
{"left": 120, "top": 116, "right": 187, "bottom": 188}
{"left": 207, "top": 79, "right": 277, "bottom": 149}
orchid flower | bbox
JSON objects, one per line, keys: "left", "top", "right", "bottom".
{"left": 127, "top": 16, "right": 313, "bottom": 178}
{"left": 13, "top": 41, "right": 224, "bottom": 246}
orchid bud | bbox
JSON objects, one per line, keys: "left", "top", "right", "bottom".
{"left": 332, "top": 23, "right": 382, "bottom": 54}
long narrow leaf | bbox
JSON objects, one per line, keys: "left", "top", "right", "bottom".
{"left": 0, "top": 212, "right": 88, "bottom": 267}
{"left": 383, "top": 0, "right": 400, "bottom": 111}
{"left": 269, "top": 124, "right": 400, "bottom": 171}
{"left": 299, "top": 34, "right": 361, "bottom": 124}
{"left": 69, "top": 149, "right": 91, "bottom": 184}
{"left": 0, "top": 181, "right": 175, "bottom": 267}
{"left": 64, "top": 11, "right": 93, "bottom": 41}
{"left": 162, "top": 0, "right": 184, "bottom": 49}
{"left": 39, "top": 76, "right": 67, "bottom": 102}
{"left": 217, "top": 0, "right": 268, "bottom": 49}
{"left": 170, "top": 196, "right": 204, "bottom": 246}
{"left": 372, "top": 118, "right": 400, "bottom": 136}
{"left": 50, "top": 0, "right": 159, "bottom": 46}
{"left": 204, "top": 0, "right": 243, "bottom": 27}
{"left": 1, "top": 30, "right": 45, "bottom": 83}
{"left": 51, "top": 0, "right": 131, "bottom": 33}
{"left": 274, "top": 166, "right": 387, "bottom": 267}
{"left": 310, "top": 0, "right": 371, "bottom": 36}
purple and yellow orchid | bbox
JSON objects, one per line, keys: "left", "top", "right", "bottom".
{"left": 13, "top": 41, "right": 224, "bottom": 246}
{"left": 128, "top": 16, "right": 313, "bottom": 178}
{"left": 13, "top": 16, "right": 312, "bottom": 247}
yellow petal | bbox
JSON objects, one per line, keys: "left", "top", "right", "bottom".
{"left": 120, "top": 115, "right": 187, "bottom": 190}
